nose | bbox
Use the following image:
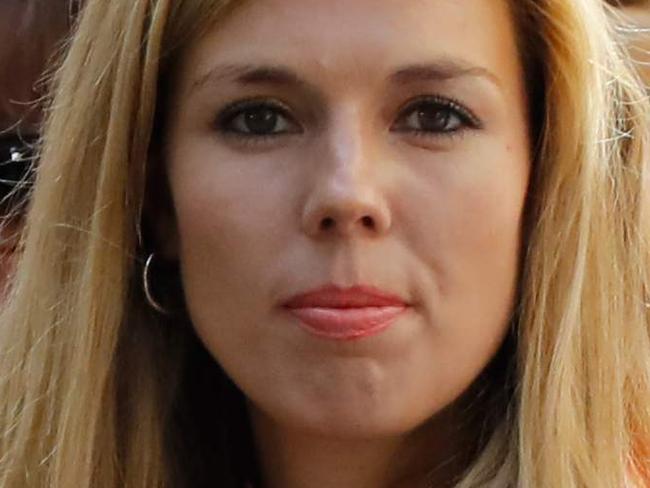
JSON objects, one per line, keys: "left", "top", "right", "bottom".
{"left": 301, "top": 182, "right": 391, "bottom": 238}
{"left": 300, "top": 118, "right": 392, "bottom": 239}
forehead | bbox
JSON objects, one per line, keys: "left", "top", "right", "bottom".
{"left": 176, "top": 0, "right": 523, "bottom": 96}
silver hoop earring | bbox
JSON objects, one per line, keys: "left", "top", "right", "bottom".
{"left": 143, "top": 253, "right": 170, "bottom": 314}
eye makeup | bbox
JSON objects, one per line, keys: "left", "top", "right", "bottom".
{"left": 210, "top": 91, "right": 483, "bottom": 149}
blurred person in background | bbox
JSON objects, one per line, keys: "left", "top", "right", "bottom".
{"left": 0, "top": 0, "right": 80, "bottom": 290}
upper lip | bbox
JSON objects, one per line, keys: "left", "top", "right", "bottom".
{"left": 282, "top": 284, "right": 409, "bottom": 309}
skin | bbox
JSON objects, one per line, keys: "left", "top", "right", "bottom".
{"left": 161, "top": 0, "right": 531, "bottom": 486}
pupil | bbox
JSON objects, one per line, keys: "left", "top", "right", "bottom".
{"left": 245, "top": 109, "right": 278, "bottom": 134}
{"left": 418, "top": 108, "right": 450, "bottom": 131}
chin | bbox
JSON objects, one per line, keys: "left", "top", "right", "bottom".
{"left": 252, "top": 378, "right": 454, "bottom": 441}
{"left": 269, "top": 407, "right": 421, "bottom": 440}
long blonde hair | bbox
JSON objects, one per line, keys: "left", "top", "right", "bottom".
{"left": 0, "top": 0, "right": 648, "bottom": 486}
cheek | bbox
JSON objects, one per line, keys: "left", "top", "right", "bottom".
{"left": 170, "top": 139, "right": 295, "bottom": 265}
{"left": 396, "top": 139, "right": 529, "bottom": 349}
{"left": 167, "top": 144, "right": 297, "bottom": 348}
{"left": 381, "top": 140, "right": 529, "bottom": 420}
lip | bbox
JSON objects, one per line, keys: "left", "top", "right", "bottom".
{"left": 282, "top": 285, "right": 409, "bottom": 340}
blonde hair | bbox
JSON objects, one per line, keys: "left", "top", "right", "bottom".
{"left": 0, "top": 0, "right": 649, "bottom": 486}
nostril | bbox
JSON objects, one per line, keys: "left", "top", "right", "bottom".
{"left": 320, "top": 217, "right": 336, "bottom": 230}
{"left": 317, "top": 215, "right": 377, "bottom": 233}
{"left": 361, "top": 216, "right": 375, "bottom": 229}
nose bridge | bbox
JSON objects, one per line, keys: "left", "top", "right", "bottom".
{"left": 328, "top": 104, "right": 368, "bottom": 174}
{"left": 301, "top": 103, "right": 391, "bottom": 238}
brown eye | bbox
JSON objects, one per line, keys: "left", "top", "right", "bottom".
{"left": 403, "top": 104, "right": 462, "bottom": 132}
{"left": 392, "top": 96, "right": 481, "bottom": 135}
{"left": 232, "top": 107, "right": 284, "bottom": 135}
{"left": 217, "top": 101, "right": 300, "bottom": 137}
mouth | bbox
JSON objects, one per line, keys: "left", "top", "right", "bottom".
{"left": 281, "top": 284, "right": 410, "bottom": 341}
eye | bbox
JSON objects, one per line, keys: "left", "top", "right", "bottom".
{"left": 216, "top": 100, "right": 300, "bottom": 137}
{"left": 392, "top": 96, "right": 481, "bottom": 135}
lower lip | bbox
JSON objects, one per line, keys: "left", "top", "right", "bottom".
{"left": 286, "top": 306, "right": 407, "bottom": 340}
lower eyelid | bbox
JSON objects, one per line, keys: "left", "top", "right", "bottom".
{"left": 396, "top": 130, "right": 470, "bottom": 150}
{"left": 215, "top": 129, "right": 303, "bottom": 151}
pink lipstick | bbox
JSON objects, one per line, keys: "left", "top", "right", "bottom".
{"left": 282, "top": 285, "right": 408, "bottom": 340}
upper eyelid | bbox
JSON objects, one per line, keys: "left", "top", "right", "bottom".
{"left": 215, "top": 98, "right": 304, "bottom": 137}
{"left": 395, "top": 96, "right": 483, "bottom": 128}
{"left": 217, "top": 98, "right": 295, "bottom": 122}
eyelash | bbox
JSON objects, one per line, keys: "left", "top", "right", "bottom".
{"left": 393, "top": 95, "right": 483, "bottom": 137}
{"left": 215, "top": 99, "right": 300, "bottom": 144}
{"left": 213, "top": 95, "right": 482, "bottom": 145}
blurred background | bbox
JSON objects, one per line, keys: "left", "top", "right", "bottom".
{"left": 0, "top": 0, "right": 80, "bottom": 289}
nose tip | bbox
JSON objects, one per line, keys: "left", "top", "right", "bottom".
{"left": 303, "top": 196, "right": 391, "bottom": 238}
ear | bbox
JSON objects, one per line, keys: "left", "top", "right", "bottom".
{"left": 143, "top": 154, "right": 179, "bottom": 261}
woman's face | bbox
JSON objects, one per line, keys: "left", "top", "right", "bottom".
{"left": 163, "top": 0, "right": 530, "bottom": 438}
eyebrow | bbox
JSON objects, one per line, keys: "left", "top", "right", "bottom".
{"left": 389, "top": 61, "right": 501, "bottom": 87}
{"left": 192, "top": 64, "right": 306, "bottom": 91}
{"left": 190, "top": 59, "right": 502, "bottom": 93}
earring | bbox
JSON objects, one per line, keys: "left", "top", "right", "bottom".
{"left": 143, "top": 253, "right": 170, "bottom": 314}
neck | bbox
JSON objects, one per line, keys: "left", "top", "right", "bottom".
{"left": 248, "top": 405, "right": 471, "bottom": 488}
